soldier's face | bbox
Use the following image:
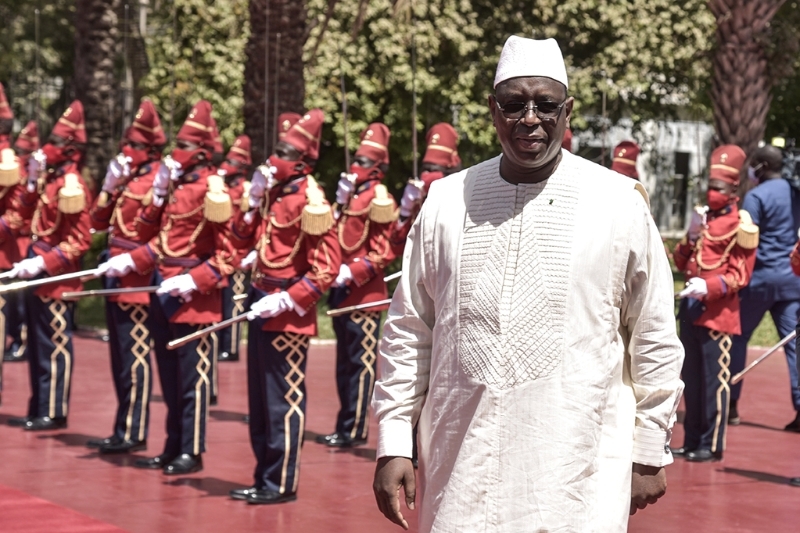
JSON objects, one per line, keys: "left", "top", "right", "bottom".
{"left": 708, "top": 178, "right": 735, "bottom": 197}
{"left": 273, "top": 141, "right": 302, "bottom": 162}
{"left": 489, "top": 77, "right": 572, "bottom": 172}
{"left": 353, "top": 155, "right": 377, "bottom": 168}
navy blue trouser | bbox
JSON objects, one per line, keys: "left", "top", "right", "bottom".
{"left": 149, "top": 289, "right": 211, "bottom": 457}
{"left": 25, "top": 293, "right": 75, "bottom": 419}
{"left": 218, "top": 271, "right": 246, "bottom": 359}
{"left": 247, "top": 324, "right": 308, "bottom": 494}
{"left": 105, "top": 300, "right": 153, "bottom": 442}
{"left": 730, "top": 296, "right": 800, "bottom": 410}
{"left": 680, "top": 307, "right": 731, "bottom": 454}
{"left": 332, "top": 311, "right": 381, "bottom": 440}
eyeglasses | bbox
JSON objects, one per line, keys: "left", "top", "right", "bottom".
{"left": 495, "top": 98, "right": 566, "bottom": 122}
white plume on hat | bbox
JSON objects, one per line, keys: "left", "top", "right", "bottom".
{"left": 494, "top": 36, "right": 569, "bottom": 89}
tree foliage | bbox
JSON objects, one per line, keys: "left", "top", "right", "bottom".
{"left": 304, "top": 0, "right": 716, "bottom": 194}
{"left": 140, "top": 0, "right": 249, "bottom": 147}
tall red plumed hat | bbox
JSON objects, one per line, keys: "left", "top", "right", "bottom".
{"left": 422, "top": 123, "right": 460, "bottom": 168}
{"left": 709, "top": 144, "right": 746, "bottom": 185}
{"left": 226, "top": 135, "right": 252, "bottom": 166}
{"left": 277, "top": 113, "right": 302, "bottom": 140}
{"left": 126, "top": 99, "right": 167, "bottom": 146}
{"left": 15, "top": 121, "right": 39, "bottom": 152}
{"left": 0, "top": 82, "right": 13, "bottom": 121}
{"left": 176, "top": 100, "right": 215, "bottom": 147}
{"left": 610, "top": 140, "right": 640, "bottom": 179}
{"left": 282, "top": 109, "right": 324, "bottom": 160}
{"left": 51, "top": 101, "right": 87, "bottom": 144}
{"left": 354, "top": 122, "right": 391, "bottom": 166}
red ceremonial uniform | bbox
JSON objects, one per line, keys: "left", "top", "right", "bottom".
{"left": 334, "top": 123, "right": 397, "bottom": 310}
{"left": 0, "top": 82, "right": 12, "bottom": 150}
{"left": 673, "top": 147, "right": 758, "bottom": 335}
{"left": 231, "top": 111, "right": 340, "bottom": 335}
{"left": 90, "top": 101, "right": 166, "bottom": 304}
{"left": 12, "top": 122, "right": 39, "bottom": 270}
{"left": 610, "top": 140, "right": 640, "bottom": 180}
{"left": 389, "top": 123, "right": 461, "bottom": 257}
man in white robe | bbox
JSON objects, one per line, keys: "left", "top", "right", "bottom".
{"left": 372, "top": 36, "right": 685, "bottom": 533}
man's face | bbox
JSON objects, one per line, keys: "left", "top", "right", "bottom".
{"left": 273, "top": 141, "right": 302, "bottom": 161}
{"left": 708, "top": 178, "right": 735, "bottom": 197}
{"left": 489, "top": 77, "right": 572, "bottom": 171}
{"left": 353, "top": 155, "right": 377, "bottom": 168}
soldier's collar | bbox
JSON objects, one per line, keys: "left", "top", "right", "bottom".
{"left": 709, "top": 205, "right": 733, "bottom": 217}
{"left": 181, "top": 171, "right": 201, "bottom": 183}
{"left": 277, "top": 176, "right": 306, "bottom": 196}
{"left": 356, "top": 180, "right": 376, "bottom": 194}
{"left": 137, "top": 163, "right": 153, "bottom": 176}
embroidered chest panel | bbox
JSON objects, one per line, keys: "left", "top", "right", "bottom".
{"left": 458, "top": 172, "right": 579, "bottom": 389}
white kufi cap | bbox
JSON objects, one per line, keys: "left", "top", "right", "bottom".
{"left": 494, "top": 36, "right": 568, "bottom": 89}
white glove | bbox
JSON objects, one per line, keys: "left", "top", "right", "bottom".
{"left": 687, "top": 206, "right": 708, "bottom": 241}
{"left": 332, "top": 263, "right": 353, "bottom": 288}
{"left": 240, "top": 250, "right": 257, "bottom": 270}
{"left": 27, "top": 149, "right": 45, "bottom": 192}
{"left": 335, "top": 173, "right": 356, "bottom": 205}
{"left": 678, "top": 277, "right": 708, "bottom": 299}
{"left": 153, "top": 161, "right": 171, "bottom": 195}
{"left": 400, "top": 180, "right": 424, "bottom": 217}
{"left": 12, "top": 256, "right": 45, "bottom": 279}
{"left": 156, "top": 273, "right": 197, "bottom": 302}
{"left": 247, "top": 291, "right": 295, "bottom": 320}
{"left": 249, "top": 165, "right": 278, "bottom": 208}
{"left": 97, "top": 253, "right": 135, "bottom": 278}
{"left": 102, "top": 155, "right": 131, "bottom": 193}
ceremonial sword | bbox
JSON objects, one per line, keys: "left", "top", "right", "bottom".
{"left": 730, "top": 330, "right": 797, "bottom": 385}
{"left": 61, "top": 286, "right": 160, "bottom": 301}
{"left": 0, "top": 268, "right": 102, "bottom": 295}
{"left": 168, "top": 314, "right": 250, "bottom": 350}
{"left": 326, "top": 298, "right": 393, "bottom": 317}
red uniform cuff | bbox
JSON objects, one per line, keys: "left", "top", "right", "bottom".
{"left": 130, "top": 244, "right": 157, "bottom": 274}
{"left": 705, "top": 275, "right": 726, "bottom": 301}
{"left": 349, "top": 258, "right": 376, "bottom": 287}
{"left": 41, "top": 249, "right": 70, "bottom": 276}
{"left": 190, "top": 262, "right": 225, "bottom": 293}
{"left": 287, "top": 277, "right": 322, "bottom": 313}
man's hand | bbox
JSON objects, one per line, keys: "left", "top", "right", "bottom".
{"left": 678, "top": 277, "right": 708, "bottom": 299}
{"left": 630, "top": 463, "right": 666, "bottom": 515}
{"left": 373, "top": 456, "right": 416, "bottom": 530}
{"left": 332, "top": 263, "right": 353, "bottom": 288}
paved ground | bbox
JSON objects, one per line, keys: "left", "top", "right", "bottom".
{"left": 0, "top": 337, "right": 798, "bottom": 532}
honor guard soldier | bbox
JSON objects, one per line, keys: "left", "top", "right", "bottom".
{"left": 3, "top": 102, "right": 93, "bottom": 430}
{"left": 216, "top": 135, "right": 252, "bottom": 363}
{"left": 610, "top": 140, "right": 641, "bottom": 180}
{"left": 4, "top": 121, "right": 39, "bottom": 364}
{"left": 672, "top": 145, "right": 758, "bottom": 462}
{"left": 390, "top": 122, "right": 462, "bottom": 257}
{"left": 228, "top": 109, "right": 341, "bottom": 505}
{"left": 319, "top": 123, "right": 398, "bottom": 448}
{"left": 87, "top": 99, "right": 167, "bottom": 453}
{"left": 103, "top": 101, "right": 236, "bottom": 475}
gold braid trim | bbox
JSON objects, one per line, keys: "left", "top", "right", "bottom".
{"left": 204, "top": 175, "right": 232, "bottom": 223}
{"left": 0, "top": 186, "right": 11, "bottom": 200}
{"left": 302, "top": 178, "right": 333, "bottom": 236}
{"left": 32, "top": 205, "right": 62, "bottom": 238}
{"left": 113, "top": 190, "right": 151, "bottom": 239}
{"left": 338, "top": 216, "right": 370, "bottom": 252}
{"left": 159, "top": 216, "right": 207, "bottom": 258}
{"left": 58, "top": 173, "right": 86, "bottom": 214}
{"left": 258, "top": 229, "right": 304, "bottom": 269}
{"left": 369, "top": 184, "right": 398, "bottom": 224}
{"left": 736, "top": 210, "right": 759, "bottom": 250}
{"left": 0, "top": 149, "right": 19, "bottom": 187}
{"left": 696, "top": 234, "right": 738, "bottom": 272}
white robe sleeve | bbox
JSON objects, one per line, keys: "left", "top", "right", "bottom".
{"left": 373, "top": 197, "right": 436, "bottom": 460}
{"left": 621, "top": 190, "right": 685, "bottom": 467}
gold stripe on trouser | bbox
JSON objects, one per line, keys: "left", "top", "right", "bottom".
{"left": 709, "top": 330, "right": 732, "bottom": 452}
{"left": 231, "top": 271, "right": 246, "bottom": 353}
{"left": 272, "top": 333, "right": 309, "bottom": 494}
{"left": 46, "top": 298, "right": 71, "bottom": 418}
{"left": 19, "top": 323, "right": 28, "bottom": 357}
{"left": 350, "top": 311, "right": 379, "bottom": 440}
{"left": 119, "top": 303, "right": 150, "bottom": 442}
{"left": 210, "top": 331, "right": 219, "bottom": 397}
{"left": 194, "top": 332, "right": 212, "bottom": 455}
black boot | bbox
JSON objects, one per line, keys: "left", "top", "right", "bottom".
{"left": 784, "top": 412, "right": 800, "bottom": 432}
{"left": 728, "top": 400, "right": 741, "bottom": 426}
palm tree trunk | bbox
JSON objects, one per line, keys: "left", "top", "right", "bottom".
{"left": 709, "top": 0, "right": 786, "bottom": 158}
{"left": 244, "top": 0, "right": 308, "bottom": 166}
{"left": 73, "top": 0, "right": 121, "bottom": 189}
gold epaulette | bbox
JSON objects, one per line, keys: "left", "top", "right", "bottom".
{"left": 204, "top": 174, "right": 232, "bottom": 223}
{"left": 302, "top": 176, "right": 333, "bottom": 236}
{"left": 737, "top": 209, "right": 759, "bottom": 250}
{"left": 58, "top": 173, "right": 86, "bottom": 214}
{"left": 142, "top": 188, "right": 153, "bottom": 206}
{"left": 369, "top": 184, "right": 398, "bottom": 224}
{"left": 240, "top": 181, "right": 252, "bottom": 212}
{"left": 0, "top": 148, "right": 20, "bottom": 187}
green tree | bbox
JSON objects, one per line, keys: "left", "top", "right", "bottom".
{"left": 140, "top": 0, "right": 249, "bottom": 148}
{"left": 765, "top": 0, "right": 800, "bottom": 140}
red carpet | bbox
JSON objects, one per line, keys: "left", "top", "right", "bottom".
{"left": 0, "top": 335, "right": 799, "bottom": 532}
{"left": 0, "top": 484, "right": 126, "bottom": 533}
